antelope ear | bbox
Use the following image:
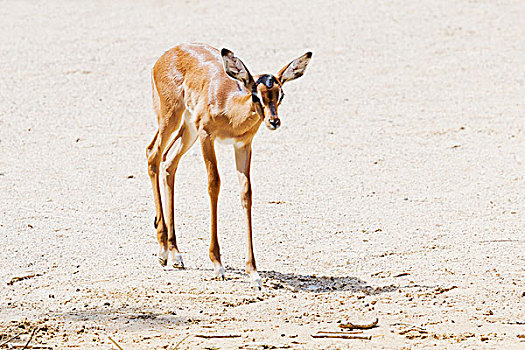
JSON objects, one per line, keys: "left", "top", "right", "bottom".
{"left": 221, "top": 48, "right": 254, "bottom": 88}
{"left": 277, "top": 52, "right": 312, "bottom": 84}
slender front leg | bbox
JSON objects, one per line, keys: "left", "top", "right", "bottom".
{"left": 200, "top": 135, "right": 225, "bottom": 280}
{"left": 234, "top": 143, "right": 261, "bottom": 288}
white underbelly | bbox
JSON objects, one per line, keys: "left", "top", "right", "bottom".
{"left": 216, "top": 137, "right": 245, "bottom": 148}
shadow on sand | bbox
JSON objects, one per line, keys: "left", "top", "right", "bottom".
{"left": 224, "top": 268, "right": 399, "bottom": 294}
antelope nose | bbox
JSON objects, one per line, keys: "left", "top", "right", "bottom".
{"left": 270, "top": 119, "right": 280, "bottom": 129}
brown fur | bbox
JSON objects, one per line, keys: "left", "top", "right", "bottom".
{"left": 146, "top": 43, "right": 311, "bottom": 283}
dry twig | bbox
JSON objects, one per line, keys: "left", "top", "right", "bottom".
{"left": 108, "top": 336, "right": 124, "bottom": 350}
{"left": 398, "top": 328, "right": 428, "bottom": 335}
{"left": 0, "top": 329, "right": 26, "bottom": 347}
{"left": 172, "top": 334, "right": 191, "bottom": 350}
{"left": 311, "top": 333, "right": 371, "bottom": 340}
{"left": 393, "top": 272, "right": 410, "bottom": 277}
{"left": 21, "top": 327, "right": 39, "bottom": 350}
{"left": 7, "top": 274, "right": 41, "bottom": 286}
{"left": 435, "top": 286, "right": 457, "bottom": 294}
{"left": 6, "top": 345, "right": 52, "bottom": 349}
{"left": 315, "top": 331, "right": 363, "bottom": 335}
{"left": 194, "top": 334, "right": 241, "bottom": 339}
{"left": 339, "top": 318, "right": 379, "bottom": 330}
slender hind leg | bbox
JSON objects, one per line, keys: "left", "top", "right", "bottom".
{"left": 147, "top": 109, "right": 184, "bottom": 266}
{"left": 146, "top": 131, "right": 161, "bottom": 226}
{"left": 147, "top": 130, "right": 169, "bottom": 266}
{"left": 161, "top": 118, "right": 198, "bottom": 268}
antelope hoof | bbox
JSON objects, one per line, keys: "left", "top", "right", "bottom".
{"left": 172, "top": 253, "right": 185, "bottom": 269}
{"left": 250, "top": 272, "right": 262, "bottom": 289}
{"left": 173, "top": 261, "right": 184, "bottom": 269}
{"left": 215, "top": 265, "right": 226, "bottom": 280}
{"left": 159, "top": 247, "right": 169, "bottom": 267}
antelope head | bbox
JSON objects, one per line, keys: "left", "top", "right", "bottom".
{"left": 221, "top": 49, "right": 312, "bottom": 130}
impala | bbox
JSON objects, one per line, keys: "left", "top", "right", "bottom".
{"left": 146, "top": 43, "right": 312, "bottom": 287}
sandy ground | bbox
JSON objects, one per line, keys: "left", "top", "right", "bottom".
{"left": 1, "top": 0, "right": 524, "bottom": 348}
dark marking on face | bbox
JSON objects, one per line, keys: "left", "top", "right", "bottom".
{"left": 278, "top": 91, "right": 285, "bottom": 104}
{"left": 251, "top": 83, "right": 264, "bottom": 121}
{"left": 269, "top": 101, "right": 277, "bottom": 116}
{"left": 255, "top": 74, "right": 276, "bottom": 89}
{"left": 252, "top": 74, "right": 285, "bottom": 121}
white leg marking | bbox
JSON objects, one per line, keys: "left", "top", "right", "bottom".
{"left": 171, "top": 251, "right": 184, "bottom": 268}
{"left": 158, "top": 246, "right": 168, "bottom": 267}
{"left": 249, "top": 271, "right": 262, "bottom": 289}
{"left": 215, "top": 264, "right": 225, "bottom": 280}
